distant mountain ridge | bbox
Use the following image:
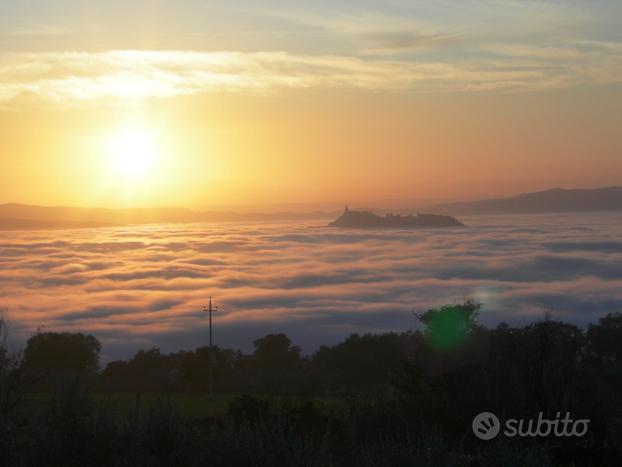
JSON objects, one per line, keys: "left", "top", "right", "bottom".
{"left": 426, "top": 187, "right": 622, "bottom": 215}
{"left": 2, "top": 186, "right": 621, "bottom": 230}
{"left": 0, "top": 203, "right": 335, "bottom": 230}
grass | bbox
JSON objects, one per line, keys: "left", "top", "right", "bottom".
{"left": 20, "top": 393, "right": 349, "bottom": 420}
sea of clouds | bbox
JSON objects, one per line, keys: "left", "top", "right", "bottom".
{"left": 1, "top": 212, "right": 622, "bottom": 362}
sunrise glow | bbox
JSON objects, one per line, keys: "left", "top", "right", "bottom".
{"left": 0, "top": 1, "right": 620, "bottom": 210}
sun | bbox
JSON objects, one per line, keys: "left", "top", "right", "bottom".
{"left": 107, "top": 127, "right": 159, "bottom": 178}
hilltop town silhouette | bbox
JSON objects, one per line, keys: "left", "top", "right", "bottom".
{"left": 329, "top": 205, "right": 463, "bottom": 228}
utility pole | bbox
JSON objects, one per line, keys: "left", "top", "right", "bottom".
{"left": 204, "top": 297, "right": 218, "bottom": 399}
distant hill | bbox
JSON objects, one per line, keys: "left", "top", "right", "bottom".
{"left": 0, "top": 203, "right": 336, "bottom": 230}
{"left": 0, "top": 218, "right": 117, "bottom": 230}
{"left": 329, "top": 209, "right": 463, "bottom": 228}
{"left": 3, "top": 186, "right": 621, "bottom": 230}
{"left": 0, "top": 204, "right": 198, "bottom": 225}
{"left": 426, "top": 187, "right": 622, "bottom": 215}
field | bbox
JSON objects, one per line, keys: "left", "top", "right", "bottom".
{"left": 22, "top": 393, "right": 349, "bottom": 420}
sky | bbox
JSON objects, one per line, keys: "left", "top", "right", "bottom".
{"left": 1, "top": 0, "right": 622, "bottom": 209}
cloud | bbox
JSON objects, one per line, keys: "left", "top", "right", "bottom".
{"left": 1, "top": 213, "right": 622, "bottom": 361}
{"left": 361, "top": 31, "right": 468, "bottom": 54}
{"left": 0, "top": 0, "right": 620, "bottom": 106}
{"left": 1, "top": 42, "right": 621, "bottom": 105}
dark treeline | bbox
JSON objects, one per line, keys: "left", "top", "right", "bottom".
{"left": 2, "top": 303, "right": 622, "bottom": 466}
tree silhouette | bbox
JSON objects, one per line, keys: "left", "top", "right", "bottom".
{"left": 588, "top": 312, "right": 622, "bottom": 360}
{"left": 22, "top": 332, "right": 101, "bottom": 387}
{"left": 417, "top": 299, "right": 481, "bottom": 351}
{"left": 250, "top": 334, "right": 302, "bottom": 393}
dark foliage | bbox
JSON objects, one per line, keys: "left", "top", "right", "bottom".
{"left": 22, "top": 331, "right": 101, "bottom": 389}
{"left": 2, "top": 305, "right": 622, "bottom": 465}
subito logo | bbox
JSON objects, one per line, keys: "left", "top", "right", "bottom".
{"left": 472, "top": 412, "right": 501, "bottom": 440}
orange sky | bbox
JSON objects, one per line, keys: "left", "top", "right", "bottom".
{"left": 1, "top": 1, "right": 621, "bottom": 209}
